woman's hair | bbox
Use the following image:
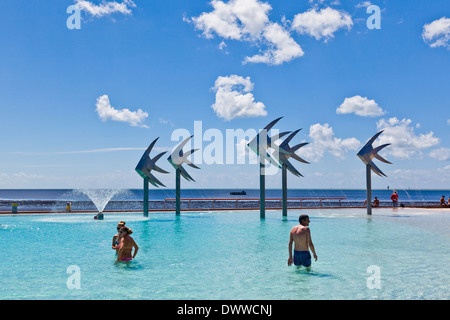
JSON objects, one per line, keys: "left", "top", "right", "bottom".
{"left": 120, "top": 226, "right": 133, "bottom": 235}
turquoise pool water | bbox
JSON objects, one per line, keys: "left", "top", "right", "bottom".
{"left": 1, "top": 208, "right": 449, "bottom": 299}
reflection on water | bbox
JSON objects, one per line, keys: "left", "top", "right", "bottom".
{"left": 114, "top": 259, "right": 144, "bottom": 271}
{"left": 35, "top": 214, "right": 151, "bottom": 224}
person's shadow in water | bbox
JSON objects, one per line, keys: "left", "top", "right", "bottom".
{"left": 113, "top": 259, "right": 144, "bottom": 270}
{"left": 292, "top": 267, "right": 336, "bottom": 279}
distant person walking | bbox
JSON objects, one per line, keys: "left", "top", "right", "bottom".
{"left": 115, "top": 226, "right": 139, "bottom": 262}
{"left": 288, "top": 214, "right": 317, "bottom": 269}
{"left": 391, "top": 191, "right": 399, "bottom": 208}
{"left": 66, "top": 202, "right": 72, "bottom": 212}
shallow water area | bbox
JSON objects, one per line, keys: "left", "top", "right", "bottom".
{"left": 1, "top": 208, "right": 449, "bottom": 299}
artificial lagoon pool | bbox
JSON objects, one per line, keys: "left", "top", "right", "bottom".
{"left": 1, "top": 208, "right": 449, "bottom": 299}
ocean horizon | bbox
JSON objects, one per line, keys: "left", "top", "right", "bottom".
{"left": 1, "top": 188, "right": 449, "bottom": 212}
{"left": 1, "top": 188, "right": 450, "bottom": 200}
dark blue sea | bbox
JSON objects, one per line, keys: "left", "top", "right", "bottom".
{"left": 1, "top": 189, "right": 449, "bottom": 212}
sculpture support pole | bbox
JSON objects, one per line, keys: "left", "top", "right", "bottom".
{"left": 260, "top": 160, "right": 265, "bottom": 219}
{"left": 282, "top": 163, "right": 287, "bottom": 217}
{"left": 176, "top": 168, "right": 181, "bottom": 215}
{"left": 357, "top": 131, "right": 391, "bottom": 215}
{"left": 143, "top": 177, "right": 149, "bottom": 217}
{"left": 366, "top": 164, "right": 372, "bottom": 216}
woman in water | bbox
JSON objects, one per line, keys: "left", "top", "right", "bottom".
{"left": 112, "top": 221, "right": 126, "bottom": 253}
{"left": 116, "top": 226, "right": 139, "bottom": 262}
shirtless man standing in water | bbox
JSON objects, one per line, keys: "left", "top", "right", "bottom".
{"left": 288, "top": 215, "right": 317, "bottom": 269}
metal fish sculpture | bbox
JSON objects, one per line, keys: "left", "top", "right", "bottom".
{"left": 357, "top": 130, "right": 392, "bottom": 177}
{"left": 276, "top": 129, "right": 310, "bottom": 177}
{"left": 247, "top": 117, "right": 291, "bottom": 168}
{"left": 135, "top": 137, "right": 169, "bottom": 187}
{"left": 167, "top": 135, "right": 199, "bottom": 181}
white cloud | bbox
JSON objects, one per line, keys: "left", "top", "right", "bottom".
{"left": 429, "top": 148, "right": 450, "bottom": 161}
{"left": 159, "top": 118, "right": 175, "bottom": 127}
{"left": 387, "top": 165, "right": 450, "bottom": 189}
{"left": 6, "top": 147, "right": 149, "bottom": 156}
{"left": 422, "top": 17, "right": 450, "bottom": 48}
{"left": 376, "top": 117, "right": 440, "bottom": 159}
{"left": 56, "top": 147, "right": 146, "bottom": 154}
{"left": 0, "top": 170, "right": 144, "bottom": 189}
{"left": 95, "top": 95, "right": 149, "bottom": 128}
{"left": 1, "top": 172, "right": 44, "bottom": 180}
{"left": 447, "top": 119, "right": 450, "bottom": 126}
{"left": 309, "top": 0, "right": 325, "bottom": 4}
{"left": 75, "top": 0, "right": 136, "bottom": 18}
{"left": 355, "top": 1, "right": 372, "bottom": 8}
{"left": 236, "top": 138, "right": 258, "bottom": 164}
{"left": 188, "top": 0, "right": 303, "bottom": 65}
{"left": 218, "top": 40, "right": 229, "bottom": 53}
{"left": 211, "top": 75, "right": 267, "bottom": 121}
{"left": 308, "top": 0, "right": 343, "bottom": 8}
{"left": 291, "top": 7, "right": 353, "bottom": 42}
{"left": 299, "top": 123, "right": 360, "bottom": 162}
{"left": 336, "top": 95, "right": 385, "bottom": 117}
{"left": 244, "top": 22, "right": 304, "bottom": 65}
{"left": 0, "top": 172, "right": 57, "bottom": 189}
{"left": 190, "top": 0, "right": 271, "bottom": 40}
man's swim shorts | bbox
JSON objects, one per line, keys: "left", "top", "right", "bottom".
{"left": 293, "top": 250, "right": 311, "bottom": 267}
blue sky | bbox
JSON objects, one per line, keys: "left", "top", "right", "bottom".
{"left": 0, "top": 0, "right": 449, "bottom": 190}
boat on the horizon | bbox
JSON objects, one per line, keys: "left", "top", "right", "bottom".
{"left": 230, "top": 190, "right": 246, "bottom": 195}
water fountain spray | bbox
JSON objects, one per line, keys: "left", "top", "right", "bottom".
{"left": 73, "top": 189, "right": 123, "bottom": 220}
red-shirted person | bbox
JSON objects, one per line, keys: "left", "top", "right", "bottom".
{"left": 391, "top": 191, "right": 399, "bottom": 208}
